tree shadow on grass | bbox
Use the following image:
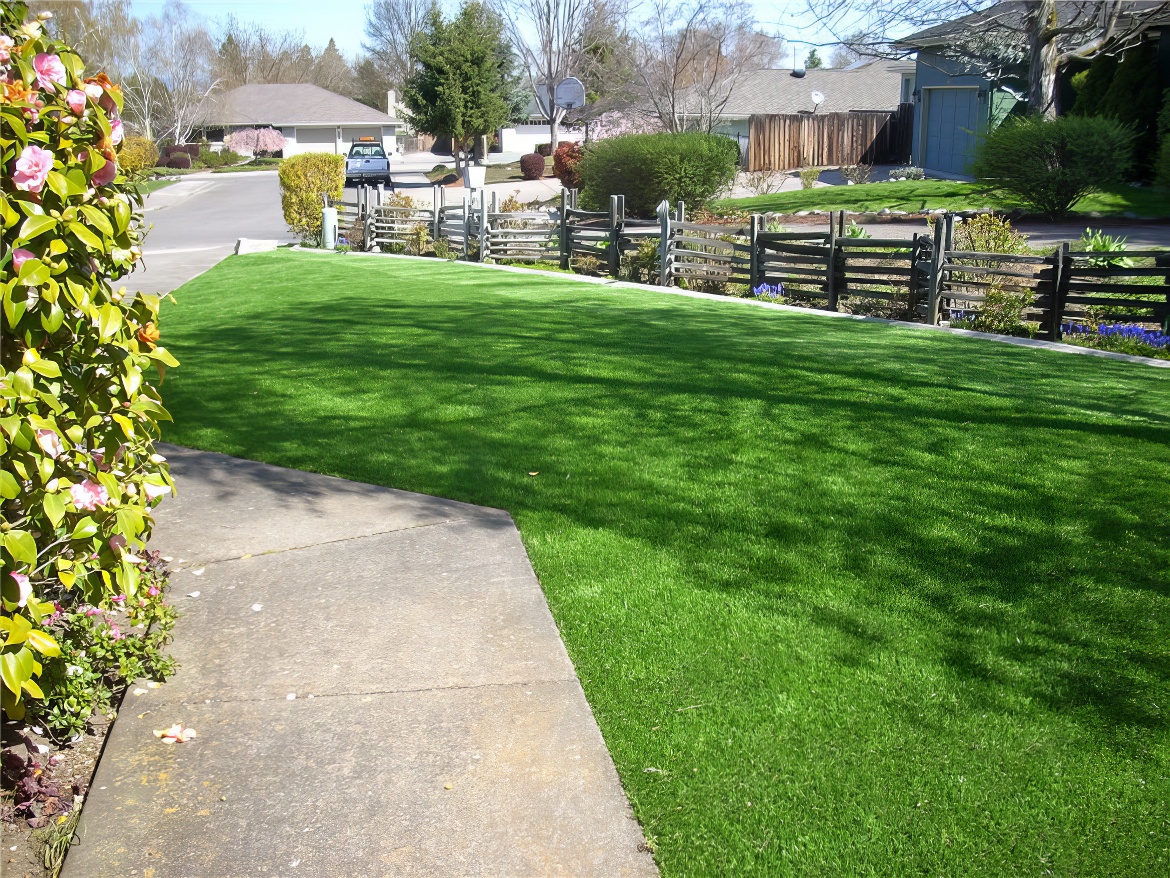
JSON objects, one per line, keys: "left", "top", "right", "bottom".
{"left": 162, "top": 258, "right": 1170, "bottom": 741}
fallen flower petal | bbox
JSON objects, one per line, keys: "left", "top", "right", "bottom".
{"left": 153, "top": 723, "right": 196, "bottom": 743}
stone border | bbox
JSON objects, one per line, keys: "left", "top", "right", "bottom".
{"left": 284, "top": 247, "right": 1170, "bottom": 370}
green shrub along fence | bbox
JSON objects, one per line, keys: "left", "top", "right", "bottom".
{"left": 338, "top": 184, "right": 1170, "bottom": 342}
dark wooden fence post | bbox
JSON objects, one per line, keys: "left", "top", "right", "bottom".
{"left": 749, "top": 214, "right": 760, "bottom": 289}
{"left": 906, "top": 233, "right": 920, "bottom": 317}
{"left": 657, "top": 199, "right": 671, "bottom": 287}
{"left": 927, "top": 216, "right": 946, "bottom": 325}
{"left": 1158, "top": 252, "right": 1170, "bottom": 335}
{"left": 826, "top": 210, "right": 839, "bottom": 311}
{"left": 560, "top": 188, "right": 570, "bottom": 270}
{"left": 1049, "top": 243, "right": 1070, "bottom": 341}
{"left": 607, "top": 195, "right": 624, "bottom": 277}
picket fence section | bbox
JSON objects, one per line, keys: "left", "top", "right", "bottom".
{"left": 340, "top": 184, "right": 1170, "bottom": 340}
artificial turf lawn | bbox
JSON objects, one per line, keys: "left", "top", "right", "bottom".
{"left": 719, "top": 179, "right": 1170, "bottom": 218}
{"left": 161, "top": 252, "right": 1169, "bottom": 876}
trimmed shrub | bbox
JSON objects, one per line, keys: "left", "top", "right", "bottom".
{"left": 165, "top": 153, "right": 192, "bottom": 169}
{"left": 553, "top": 141, "right": 583, "bottom": 188}
{"left": 536, "top": 143, "right": 553, "bottom": 157}
{"left": 519, "top": 152, "right": 545, "bottom": 180}
{"left": 1, "top": 2, "right": 178, "bottom": 723}
{"left": 799, "top": 167, "right": 821, "bottom": 189}
{"left": 971, "top": 114, "right": 1134, "bottom": 215}
{"left": 278, "top": 152, "right": 345, "bottom": 242}
{"left": 119, "top": 136, "right": 159, "bottom": 173}
{"left": 578, "top": 132, "right": 740, "bottom": 218}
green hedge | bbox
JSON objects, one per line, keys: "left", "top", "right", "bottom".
{"left": 578, "top": 132, "right": 740, "bottom": 218}
{"left": 278, "top": 153, "right": 345, "bottom": 243}
{"left": 971, "top": 115, "right": 1134, "bottom": 215}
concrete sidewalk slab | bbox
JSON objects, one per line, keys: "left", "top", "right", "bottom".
{"left": 63, "top": 446, "right": 656, "bottom": 878}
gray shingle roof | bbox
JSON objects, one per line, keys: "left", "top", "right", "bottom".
{"left": 690, "top": 61, "right": 909, "bottom": 118}
{"left": 197, "top": 84, "right": 397, "bottom": 127}
{"left": 898, "top": 0, "right": 1170, "bottom": 48}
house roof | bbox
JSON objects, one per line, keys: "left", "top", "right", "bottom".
{"left": 197, "top": 84, "right": 398, "bottom": 127}
{"left": 897, "top": 0, "right": 1170, "bottom": 49}
{"left": 686, "top": 60, "right": 910, "bottom": 118}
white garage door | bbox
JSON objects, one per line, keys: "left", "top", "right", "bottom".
{"left": 341, "top": 127, "right": 382, "bottom": 148}
{"left": 296, "top": 127, "right": 336, "bottom": 147}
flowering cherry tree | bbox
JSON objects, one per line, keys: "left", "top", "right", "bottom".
{"left": 224, "top": 126, "right": 286, "bottom": 157}
{"left": 1, "top": 3, "right": 177, "bottom": 720}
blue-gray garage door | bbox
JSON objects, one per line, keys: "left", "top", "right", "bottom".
{"left": 924, "top": 88, "right": 980, "bottom": 176}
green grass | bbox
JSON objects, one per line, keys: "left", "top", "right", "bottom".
{"left": 161, "top": 252, "right": 1170, "bottom": 876}
{"left": 140, "top": 179, "right": 176, "bottom": 194}
{"left": 720, "top": 179, "right": 1170, "bottom": 218}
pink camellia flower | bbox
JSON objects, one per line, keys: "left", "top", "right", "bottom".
{"left": 147, "top": 586, "right": 160, "bottom": 597}
{"left": 12, "top": 248, "right": 35, "bottom": 273}
{"left": 70, "top": 479, "right": 110, "bottom": 511}
{"left": 109, "top": 625, "right": 123, "bottom": 641}
{"left": 33, "top": 53, "right": 66, "bottom": 90}
{"left": 66, "top": 89, "right": 86, "bottom": 114}
{"left": 109, "top": 117, "right": 124, "bottom": 145}
{"left": 143, "top": 483, "right": 171, "bottom": 502}
{"left": 35, "top": 429, "right": 64, "bottom": 459}
{"left": 91, "top": 156, "right": 116, "bottom": 187}
{"left": 109, "top": 534, "right": 127, "bottom": 552}
{"left": 111, "top": 594, "right": 126, "bottom": 603}
{"left": 0, "top": 35, "right": 13, "bottom": 65}
{"left": 13, "top": 144, "right": 54, "bottom": 194}
{"left": 10, "top": 573, "right": 32, "bottom": 608}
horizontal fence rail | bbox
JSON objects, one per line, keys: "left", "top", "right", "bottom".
{"left": 340, "top": 184, "right": 1169, "bottom": 342}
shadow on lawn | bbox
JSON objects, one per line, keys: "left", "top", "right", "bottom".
{"left": 162, "top": 264, "right": 1170, "bottom": 737}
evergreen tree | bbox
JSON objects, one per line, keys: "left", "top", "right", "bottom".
{"left": 403, "top": 1, "right": 520, "bottom": 168}
{"left": 805, "top": 48, "right": 823, "bottom": 69}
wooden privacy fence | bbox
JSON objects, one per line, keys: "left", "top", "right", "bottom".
{"left": 340, "top": 184, "right": 1169, "bottom": 341}
{"left": 746, "top": 103, "right": 914, "bottom": 172}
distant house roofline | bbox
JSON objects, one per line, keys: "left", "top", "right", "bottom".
{"left": 197, "top": 83, "right": 399, "bottom": 128}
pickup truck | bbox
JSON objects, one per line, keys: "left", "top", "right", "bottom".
{"left": 345, "top": 138, "right": 392, "bottom": 187}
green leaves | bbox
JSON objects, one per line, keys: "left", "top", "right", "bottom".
{"left": 1, "top": 0, "right": 175, "bottom": 723}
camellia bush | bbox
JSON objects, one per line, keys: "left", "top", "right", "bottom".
{"left": 1, "top": 3, "right": 178, "bottom": 721}
{"left": 225, "top": 126, "right": 286, "bottom": 157}
{"left": 970, "top": 114, "right": 1134, "bottom": 215}
{"left": 278, "top": 152, "right": 345, "bottom": 243}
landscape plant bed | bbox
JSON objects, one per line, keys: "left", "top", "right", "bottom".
{"left": 159, "top": 251, "right": 1169, "bottom": 876}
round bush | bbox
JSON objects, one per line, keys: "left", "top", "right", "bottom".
{"left": 166, "top": 153, "right": 192, "bottom": 169}
{"left": 553, "top": 141, "right": 583, "bottom": 188}
{"left": 278, "top": 152, "right": 345, "bottom": 242}
{"left": 519, "top": 152, "right": 545, "bottom": 180}
{"left": 578, "top": 132, "right": 740, "bottom": 218}
{"left": 1, "top": 2, "right": 177, "bottom": 719}
{"left": 536, "top": 143, "right": 553, "bottom": 157}
{"left": 119, "top": 135, "right": 159, "bottom": 173}
{"left": 970, "top": 115, "right": 1134, "bottom": 215}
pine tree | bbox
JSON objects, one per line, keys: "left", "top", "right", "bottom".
{"left": 806, "top": 48, "right": 823, "bottom": 69}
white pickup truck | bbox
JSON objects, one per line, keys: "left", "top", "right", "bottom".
{"left": 345, "top": 137, "right": 392, "bottom": 187}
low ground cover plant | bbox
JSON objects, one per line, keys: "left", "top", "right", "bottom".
{"left": 1, "top": 2, "right": 178, "bottom": 731}
{"left": 578, "top": 132, "right": 739, "bottom": 217}
{"left": 1061, "top": 322, "right": 1170, "bottom": 359}
{"left": 799, "top": 167, "right": 821, "bottom": 189}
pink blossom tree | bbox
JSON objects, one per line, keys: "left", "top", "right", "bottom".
{"left": 224, "top": 126, "right": 286, "bottom": 156}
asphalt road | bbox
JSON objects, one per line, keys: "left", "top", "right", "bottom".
{"left": 123, "top": 170, "right": 294, "bottom": 296}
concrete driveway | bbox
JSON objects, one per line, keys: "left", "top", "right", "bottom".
{"left": 125, "top": 170, "right": 295, "bottom": 296}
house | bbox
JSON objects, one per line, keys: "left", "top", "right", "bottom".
{"left": 897, "top": 1, "right": 1170, "bottom": 177}
{"left": 684, "top": 60, "right": 915, "bottom": 145}
{"left": 196, "top": 84, "right": 404, "bottom": 157}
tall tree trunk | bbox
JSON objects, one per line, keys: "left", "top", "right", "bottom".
{"left": 1026, "top": 0, "right": 1060, "bottom": 118}
{"left": 548, "top": 84, "right": 559, "bottom": 150}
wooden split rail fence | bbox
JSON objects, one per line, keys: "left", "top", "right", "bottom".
{"left": 339, "top": 184, "right": 1169, "bottom": 339}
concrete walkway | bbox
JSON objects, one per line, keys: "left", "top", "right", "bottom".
{"left": 63, "top": 446, "right": 656, "bottom": 877}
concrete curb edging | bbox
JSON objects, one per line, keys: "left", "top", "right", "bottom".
{"left": 279, "top": 246, "right": 1170, "bottom": 369}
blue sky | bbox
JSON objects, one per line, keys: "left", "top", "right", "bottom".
{"left": 130, "top": 0, "right": 859, "bottom": 62}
